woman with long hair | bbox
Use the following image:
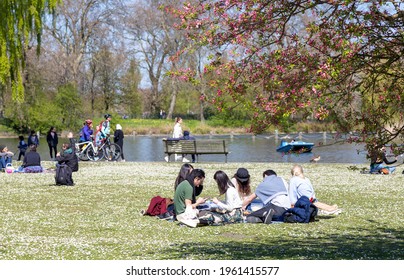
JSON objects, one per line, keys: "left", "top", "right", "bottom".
{"left": 198, "top": 170, "right": 244, "bottom": 225}
{"left": 174, "top": 163, "right": 194, "bottom": 190}
{"left": 231, "top": 168, "right": 252, "bottom": 202}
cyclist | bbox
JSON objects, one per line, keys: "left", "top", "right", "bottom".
{"left": 79, "top": 119, "right": 93, "bottom": 143}
{"left": 99, "top": 114, "right": 112, "bottom": 141}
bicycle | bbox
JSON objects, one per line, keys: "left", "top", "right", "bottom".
{"left": 75, "top": 136, "right": 121, "bottom": 161}
{"left": 98, "top": 136, "right": 121, "bottom": 161}
{"left": 75, "top": 140, "right": 104, "bottom": 161}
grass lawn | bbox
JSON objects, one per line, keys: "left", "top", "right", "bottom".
{"left": 0, "top": 161, "right": 403, "bottom": 260}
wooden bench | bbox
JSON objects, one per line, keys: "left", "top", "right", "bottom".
{"left": 163, "top": 139, "right": 229, "bottom": 162}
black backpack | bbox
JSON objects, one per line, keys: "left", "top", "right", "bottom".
{"left": 55, "top": 164, "right": 74, "bottom": 186}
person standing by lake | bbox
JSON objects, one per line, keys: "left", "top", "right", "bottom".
{"left": 114, "top": 124, "right": 125, "bottom": 161}
{"left": 46, "top": 126, "right": 58, "bottom": 160}
{"left": 172, "top": 117, "right": 183, "bottom": 161}
{"left": 100, "top": 114, "right": 112, "bottom": 140}
{"left": 28, "top": 130, "right": 40, "bottom": 147}
{"left": 79, "top": 119, "right": 93, "bottom": 143}
{"left": 17, "top": 135, "right": 28, "bottom": 161}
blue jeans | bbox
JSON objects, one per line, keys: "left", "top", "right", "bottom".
{"left": 370, "top": 163, "right": 396, "bottom": 174}
{"left": 0, "top": 156, "right": 12, "bottom": 169}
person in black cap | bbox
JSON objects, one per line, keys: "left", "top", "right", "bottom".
{"left": 231, "top": 168, "right": 252, "bottom": 202}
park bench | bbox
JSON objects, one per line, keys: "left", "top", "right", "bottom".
{"left": 163, "top": 139, "right": 229, "bottom": 163}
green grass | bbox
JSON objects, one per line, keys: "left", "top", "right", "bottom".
{"left": 0, "top": 161, "right": 403, "bottom": 260}
{"left": 111, "top": 118, "right": 251, "bottom": 136}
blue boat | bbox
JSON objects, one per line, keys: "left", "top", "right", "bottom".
{"left": 276, "top": 140, "right": 314, "bottom": 153}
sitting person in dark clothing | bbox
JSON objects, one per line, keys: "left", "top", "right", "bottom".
{"left": 22, "top": 144, "right": 42, "bottom": 172}
{"left": 55, "top": 142, "right": 79, "bottom": 185}
{"left": 181, "top": 131, "right": 196, "bottom": 163}
{"left": 370, "top": 146, "right": 397, "bottom": 174}
{"left": 56, "top": 142, "right": 79, "bottom": 173}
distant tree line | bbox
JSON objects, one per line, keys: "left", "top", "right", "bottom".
{"left": 0, "top": 0, "right": 250, "bottom": 134}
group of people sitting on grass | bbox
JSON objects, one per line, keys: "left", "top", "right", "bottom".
{"left": 145, "top": 163, "right": 342, "bottom": 228}
{"left": 0, "top": 132, "right": 78, "bottom": 175}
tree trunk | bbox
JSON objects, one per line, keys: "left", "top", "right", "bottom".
{"left": 167, "top": 74, "right": 178, "bottom": 120}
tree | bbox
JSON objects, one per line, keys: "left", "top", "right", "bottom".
{"left": 45, "top": 0, "right": 114, "bottom": 86}
{"left": 120, "top": 59, "right": 142, "bottom": 118}
{"left": 170, "top": 0, "right": 404, "bottom": 154}
{"left": 122, "top": 0, "right": 171, "bottom": 116}
{"left": 0, "top": 0, "right": 60, "bottom": 101}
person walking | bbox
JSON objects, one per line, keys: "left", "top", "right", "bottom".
{"left": 114, "top": 124, "right": 125, "bottom": 161}
{"left": 46, "top": 126, "right": 59, "bottom": 160}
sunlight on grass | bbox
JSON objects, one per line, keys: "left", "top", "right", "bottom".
{"left": 0, "top": 161, "right": 403, "bottom": 260}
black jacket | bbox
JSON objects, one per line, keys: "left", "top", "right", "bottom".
{"left": 114, "top": 130, "right": 124, "bottom": 147}
{"left": 46, "top": 132, "right": 59, "bottom": 147}
{"left": 56, "top": 148, "right": 79, "bottom": 172}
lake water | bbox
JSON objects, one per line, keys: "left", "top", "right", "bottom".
{"left": 1, "top": 133, "right": 368, "bottom": 164}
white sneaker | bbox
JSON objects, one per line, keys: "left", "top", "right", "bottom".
{"left": 164, "top": 156, "right": 169, "bottom": 162}
{"left": 182, "top": 157, "right": 190, "bottom": 163}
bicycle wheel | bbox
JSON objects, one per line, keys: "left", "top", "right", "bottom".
{"left": 86, "top": 145, "right": 105, "bottom": 161}
{"left": 78, "top": 151, "right": 89, "bottom": 161}
{"left": 76, "top": 143, "right": 90, "bottom": 161}
{"left": 104, "top": 143, "right": 121, "bottom": 161}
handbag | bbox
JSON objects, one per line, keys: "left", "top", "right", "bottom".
{"left": 5, "top": 163, "right": 14, "bottom": 174}
{"left": 380, "top": 168, "right": 389, "bottom": 175}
